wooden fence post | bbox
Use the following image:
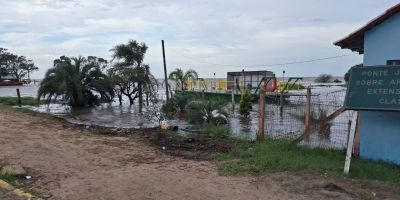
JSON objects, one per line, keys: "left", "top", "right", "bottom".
{"left": 16, "top": 89, "right": 21, "bottom": 107}
{"left": 257, "top": 89, "right": 266, "bottom": 141}
{"left": 344, "top": 112, "right": 359, "bottom": 174}
{"left": 305, "top": 86, "right": 311, "bottom": 130}
{"left": 231, "top": 90, "right": 235, "bottom": 111}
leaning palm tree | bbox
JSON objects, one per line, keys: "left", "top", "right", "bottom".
{"left": 38, "top": 56, "right": 114, "bottom": 107}
{"left": 110, "top": 40, "right": 156, "bottom": 113}
{"left": 168, "top": 68, "right": 198, "bottom": 90}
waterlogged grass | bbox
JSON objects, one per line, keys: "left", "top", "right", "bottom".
{"left": 204, "top": 127, "right": 231, "bottom": 139}
{"left": 0, "top": 96, "right": 38, "bottom": 106}
{"left": 216, "top": 140, "right": 400, "bottom": 186}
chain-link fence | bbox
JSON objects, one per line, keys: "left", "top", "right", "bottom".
{"left": 261, "top": 87, "right": 352, "bottom": 149}
{"left": 226, "top": 87, "right": 351, "bottom": 149}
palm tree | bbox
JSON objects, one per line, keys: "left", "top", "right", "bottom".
{"left": 168, "top": 68, "right": 198, "bottom": 90}
{"left": 38, "top": 56, "right": 114, "bottom": 107}
{"left": 110, "top": 40, "right": 156, "bottom": 113}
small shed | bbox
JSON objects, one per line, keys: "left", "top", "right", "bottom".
{"left": 227, "top": 70, "right": 274, "bottom": 90}
{"left": 335, "top": 3, "right": 400, "bottom": 164}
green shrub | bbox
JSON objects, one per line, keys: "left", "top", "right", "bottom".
{"left": 161, "top": 93, "right": 194, "bottom": 115}
{"left": 239, "top": 89, "right": 253, "bottom": 117}
{"left": 187, "top": 99, "right": 228, "bottom": 126}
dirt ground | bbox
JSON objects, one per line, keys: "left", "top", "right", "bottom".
{"left": 1, "top": 108, "right": 400, "bottom": 200}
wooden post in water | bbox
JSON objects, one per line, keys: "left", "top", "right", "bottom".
{"left": 161, "top": 40, "right": 170, "bottom": 101}
{"left": 257, "top": 88, "right": 266, "bottom": 141}
{"left": 16, "top": 88, "right": 21, "bottom": 107}
{"left": 231, "top": 90, "right": 235, "bottom": 111}
{"left": 305, "top": 86, "right": 312, "bottom": 130}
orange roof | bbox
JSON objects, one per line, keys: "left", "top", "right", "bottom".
{"left": 334, "top": 3, "right": 400, "bottom": 54}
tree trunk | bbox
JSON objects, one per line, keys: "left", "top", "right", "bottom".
{"left": 138, "top": 82, "right": 143, "bottom": 113}
{"left": 118, "top": 95, "right": 122, "bottom": 105}
{"left": 128, "top": 96, "right": 134, "bottom": 105}
{"left": 146, "top": 93, "right": 149, "bottom": 106}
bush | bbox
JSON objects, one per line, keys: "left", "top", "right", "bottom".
{"left": 239, "top": 89, "right": 253, "bottom": 117}
{"left": 161, "top": 93, "right": 193, "bottom": 115}
{"left": 314, "top": 74, "right": 333, "bottom": 83}
{"left": 187, "top": 99, "right": 228, "bottom": 126}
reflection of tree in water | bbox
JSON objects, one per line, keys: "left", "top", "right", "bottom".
{"left": 239, "top": 116, "right": 252, "bottom": 133}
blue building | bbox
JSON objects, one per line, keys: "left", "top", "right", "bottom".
{"left": 335, "top": 3, "right": 400, "bottom": 164}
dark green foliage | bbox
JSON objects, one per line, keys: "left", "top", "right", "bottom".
{"left": 38, "top": 56, "right": 114, "bottom": 107}
{"left": 314, "top": 74, "right": 333, "bottom": 83}
{"left": 161, "top": 93, "right": 194, "bottom": 115}
{"left": 216, "top": 140, "right": 400, "bottom": 186}
{"left": 0, "top": 96, "right": 38, "bottom": 106}
{"left": 109, "top": 40, "right": 157, "bottom": 110}
{"left": 187, "top": 99, "right": 228, "bottom": 126}
{"left": 0, "top": 48, "right": 38, "bottom": 80}
{"left": 239, "top": 89, "right": 253, "bottom": 117}
{"left": 204, "top": 127, "right": 231, "bottom": 139}
{"left": 161, "top": 98, "right": 178, "bottom": 115}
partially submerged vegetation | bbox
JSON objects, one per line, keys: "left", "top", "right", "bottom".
{"left": 216, "top": 140, "right": 400, "bottom": 186}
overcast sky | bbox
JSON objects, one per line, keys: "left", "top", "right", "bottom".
{"left": 0, "top": 0, "right": 399, "bottom": 79}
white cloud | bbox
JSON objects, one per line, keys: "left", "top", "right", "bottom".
{"left": 0, "top": 0, "right": 399, "bottom": 79}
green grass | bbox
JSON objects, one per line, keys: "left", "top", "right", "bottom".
{"left": 0, "top": 96, "right": 39, "bottom": 106}
{"left": 216, "top": 140, "right": 400, "bottom": 186}
{"left": 204, "top": 127, "right": 231, "bottom": 139}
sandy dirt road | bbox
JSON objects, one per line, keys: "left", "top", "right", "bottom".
{"left": 0, "top": 107, "right": 399, "bottom": 200}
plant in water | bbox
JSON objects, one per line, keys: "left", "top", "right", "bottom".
{"left": 109, "top": 40, "right": 157, "bottom": 113}
{"left": 161, "top": 93, "right": 193, "bottom": 116}
{"left": 187, "top": 99, "right": 228, "bottom": 125}
{"left": 239, "top": 89, "right": 253, "bottom": 117}
{"left": 38, "top": 56, "right": 114, "bottom": 107}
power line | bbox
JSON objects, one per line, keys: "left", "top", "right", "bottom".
{"left": 175, "top": 53, "right": 358, "bottom": 68}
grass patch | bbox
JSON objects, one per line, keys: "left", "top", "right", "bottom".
{"left": 204, "top": 127, "right": 231, "bottom": 139}
{"left": 216, "top": 140, "right": 400, "bottom": 186}
{"left": 0, "top": 96, "right": 39, "bottom": 106}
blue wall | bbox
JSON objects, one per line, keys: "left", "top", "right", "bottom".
{"left": 361, "top": 12, "right": 400, "bottom": 164}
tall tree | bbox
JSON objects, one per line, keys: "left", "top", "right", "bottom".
{"left": 110, "top": 40, "right": 156, "bottom": 113}
{"left": 38, "top": 56, "right": 114, "bottom": 107}
{"left": 0, "top": 48, "right": 38, "bottom": 81}
{"left": 7, "top": 56, "right": 37, "bottom": 81}
{"left": 168, "top": 68, "right": 198, "bottom": 90}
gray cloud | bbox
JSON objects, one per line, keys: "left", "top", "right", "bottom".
{"left": 0, "top": 0, "right": 399, "bottom": 79}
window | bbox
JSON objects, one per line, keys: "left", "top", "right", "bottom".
{"left": 387, "top": 60, "right": 400, "bottom": 66}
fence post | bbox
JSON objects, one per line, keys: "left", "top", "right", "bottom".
{"left": 257, "top": 88, "right": 266, "bottom": 141}
{"left": 344, "top": 112, "right": 358, "bottom": 174}
{"left": 231, "top": 90, "right": 235, "bottom": 111}
{"left": 279, "top": 91, "right": 284, "bottom": 112}
{"left": 16, "top": 88, "right": 21, "bottom": 107}
{"left": 305, "top": 86, "right": 311, "bottom": 130}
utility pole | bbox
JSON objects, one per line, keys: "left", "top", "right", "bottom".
{"left": 162, "top": 40, "right": 170, "bottom": 101}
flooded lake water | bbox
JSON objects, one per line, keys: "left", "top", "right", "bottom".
{"left": 1, "top": 83, "right": 350, "bottom": 149}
